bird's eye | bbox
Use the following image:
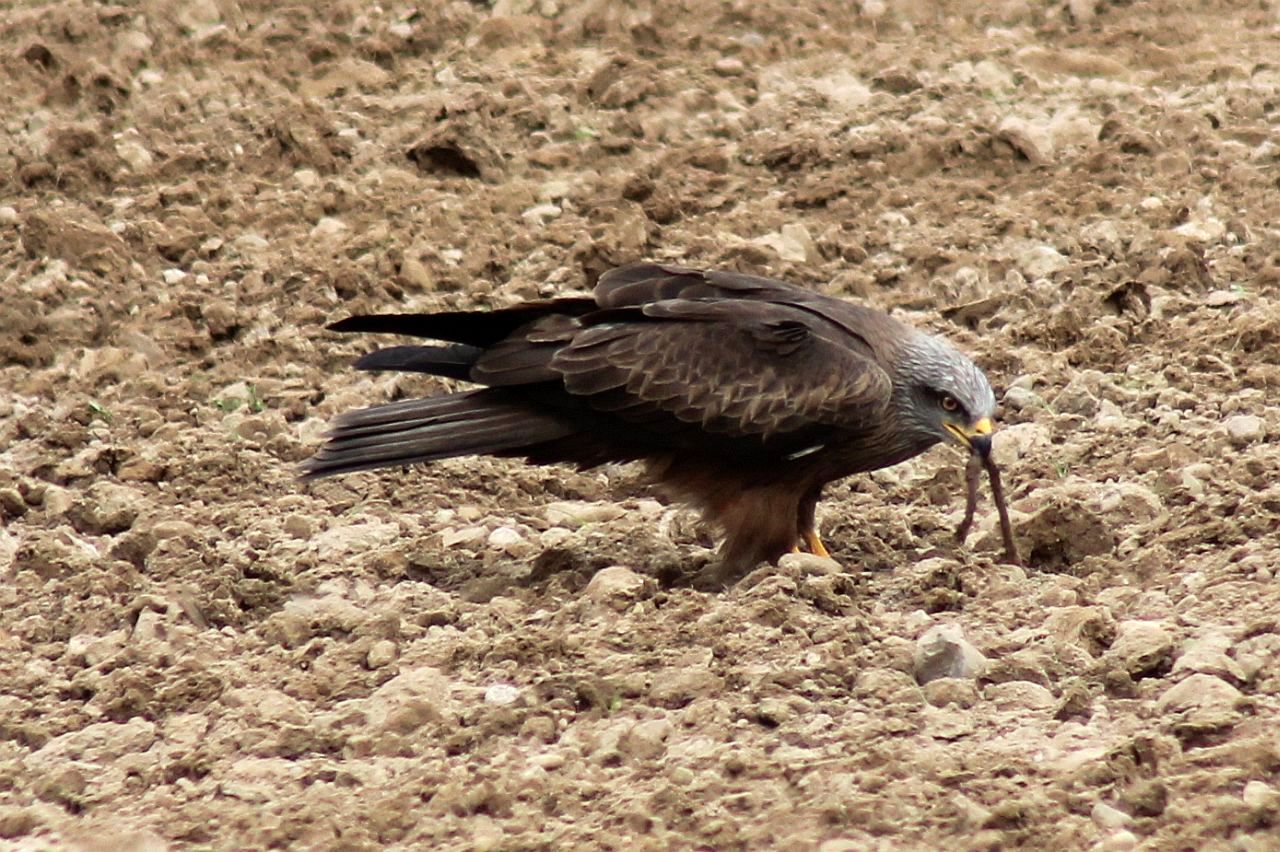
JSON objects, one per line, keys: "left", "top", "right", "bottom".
{"left": 940, "top": 395, "right": 960, "bottom": 412}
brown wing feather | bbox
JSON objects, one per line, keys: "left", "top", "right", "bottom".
{"left": 550, "top": 298, "right": 892, "bottom": 441}
{"left": 594, "top": 263, "right": 807, "bottom": 308}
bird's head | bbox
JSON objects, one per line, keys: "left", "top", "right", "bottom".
{"left": 894, "top": 333, "right": 999, "bottom": 458}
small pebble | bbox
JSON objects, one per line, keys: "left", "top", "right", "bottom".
{"left": 1091, "top": 801, "right": 1134, "bottom": 831}
{"left": 713, "top": 57, "right": 745, "bottom": 76}
{"left": 531, "top": 752, "right": 565, "bottom": 770}
{"left": 484, "top": 683, "right": 521, "bottom": 706}
{"left": 487, "top": 526, "right": 523, "bottom": 548}
{"left": 1242, "top": 780, "right": 1277, "bottom": 810}
{"left": 1224, "top": 414, "right": 1264, "bottom": 446}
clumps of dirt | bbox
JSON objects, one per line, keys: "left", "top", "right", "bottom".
{"left": 4, "top": 0, "right": 1280, "bottom": 848}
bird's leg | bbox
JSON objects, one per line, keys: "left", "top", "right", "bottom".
{"left": 794, "top": 484, "right": 829, "bottom": 557}
{"left": 801, "top": 528, "right": 831, "bottom": 557}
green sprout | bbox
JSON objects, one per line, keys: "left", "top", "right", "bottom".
{"left": 87, "top": 400, "right": 113, "bottom": 423}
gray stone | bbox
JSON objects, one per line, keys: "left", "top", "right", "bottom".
{"left": 914, "top": 624, "right": 988, "bottom": 684}
{"left": 777, "top": 552, "right": 841, "bottom": 576}
{"left": 1224, "top": 414, "right": 1265, "bottom": 446}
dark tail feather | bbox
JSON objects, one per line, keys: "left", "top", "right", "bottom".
{"left": 353, "top": 344, "right": 482, "bottom": 380}
{"left": 328, "top": 298, "right": 596, "bottom": 347}
{"left": 300, "top": 389, "right": 576, "bottom": 479}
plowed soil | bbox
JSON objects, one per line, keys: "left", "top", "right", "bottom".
{"left": 4, "top": 0, "right": 1280, "bottom": 848}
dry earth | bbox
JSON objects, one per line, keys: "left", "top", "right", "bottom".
{"left": 3, "top": 0, "right": 1280, "bottom": 848}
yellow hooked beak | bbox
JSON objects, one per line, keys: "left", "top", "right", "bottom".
{"left": 945, "top": 417, "right": 994, "bottom": 456}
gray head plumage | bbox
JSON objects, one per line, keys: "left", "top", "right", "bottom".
{"left": 890, "top": 331, "right": 997, "bottom": 448}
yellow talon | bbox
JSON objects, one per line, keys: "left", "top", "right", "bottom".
{"left": 803, "top": 529, "right": 831, "bottom": 558}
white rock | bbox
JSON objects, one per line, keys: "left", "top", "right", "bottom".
{"left": 914, "top": 624, "right": 988, "bottom": 684}
{"left": 1205, "top": 289, "right": 1245, "bottom": 307}
{"left": 1095, "top": 398, "right": 1139, "bottom": 433}
{"left": 162, "top": 268, "right": 186, "bottom": 284}
{"left": 25, "top": 718, "right": 158, "bottom": 776}
{"left": 222, "top": 687, "right": 309, "bottom": 726}
{"left": 1093, "top": 482, "right": 1166, "bottom": 525}
{"left": 1224, "top": 414, "right": 1264, "bottom": 446}
{"left": 521, "top": 203, "right": 562, "bottom": 225}
{"left": 0, "top": 529, "right": 17, "bottom": 574}
{"left": 487, "top": 526, "right": 523, "bottom": 548}
{"left": 860, "top": 0, "right": 887, "bottom": 18}
{"left": 1242, "top": 780, "right": 1279, "bottom": 810}
{"left": 0, "top": 206, "right": 18, "bottom": 225}
{"left": 484, "top": 683, "right": 521, "bottom": 706}
{"left": 1091, "top": 800, "right": 1134, "bottom": 831}
{"left": 777, "top": 552, "right": 841, "bottom": 575}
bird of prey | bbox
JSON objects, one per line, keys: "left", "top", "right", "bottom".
{"left": 303, "top": 263, "right": 1016, "bottom": 584}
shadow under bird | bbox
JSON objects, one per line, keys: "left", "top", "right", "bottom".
{"left": 303, "top": 263, "right": 1019, "bottom": 585}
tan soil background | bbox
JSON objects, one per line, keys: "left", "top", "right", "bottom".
{"left": 3, "top": 0, "right": 1280, "bottom": 848}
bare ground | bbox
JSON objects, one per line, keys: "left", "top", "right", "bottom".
{"left": 3, "top": 0, "right": 1280, "bottom": 848}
